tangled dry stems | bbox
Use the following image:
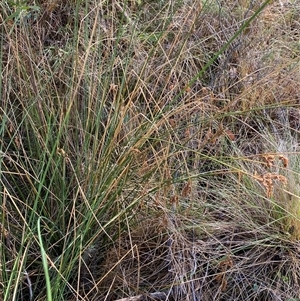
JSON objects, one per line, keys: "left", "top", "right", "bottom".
{"left": 1, "top": 0, "right": 300, "bottom": 300}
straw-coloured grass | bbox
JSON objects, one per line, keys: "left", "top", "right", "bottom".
{"left": 1, "top": 0, "right": 300, "bottom": 300}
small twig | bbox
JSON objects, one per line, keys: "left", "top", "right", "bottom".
{"left": 24, "top": 270, "right": 33, "bottom": 301}
{"left": 114, "top": 291, "right": 168, "bottom": 301}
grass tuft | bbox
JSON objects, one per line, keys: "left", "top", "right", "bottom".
{"left": 1, "top": 0, "right": 300, "bottom": 300}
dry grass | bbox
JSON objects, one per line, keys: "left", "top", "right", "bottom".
{"left": 1, "top": 0, "right": 300, "bottom": 300}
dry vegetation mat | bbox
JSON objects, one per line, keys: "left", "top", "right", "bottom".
{"left": 1, "top": 0, "right": 300, "bottom": 300}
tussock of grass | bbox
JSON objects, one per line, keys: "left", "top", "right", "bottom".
{"left": 1, "top": 0, "right": 300, "bottom": 300}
